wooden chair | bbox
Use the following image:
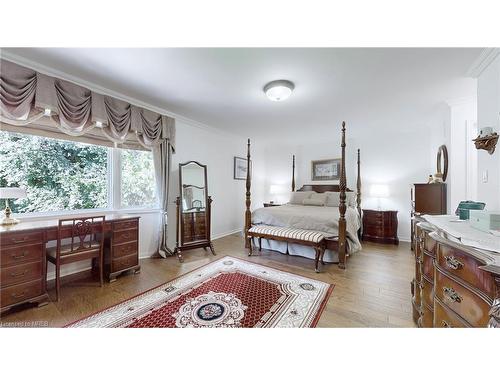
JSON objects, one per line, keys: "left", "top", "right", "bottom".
{"left": 46, "top": 216, "right": 105, "bottom": 301}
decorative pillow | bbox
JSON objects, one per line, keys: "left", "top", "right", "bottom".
{"left": 310, "top": 192, "right": 327, "bottom": 205}
{"left": 302, "top": 198, "right": 325, "bottom": 206}
{"left": 289, "top": 191, "right": 312, "bottom": 205}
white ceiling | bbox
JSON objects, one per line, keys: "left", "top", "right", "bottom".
{"left": 3, "top": 48, "right": 481, "bottom": 142}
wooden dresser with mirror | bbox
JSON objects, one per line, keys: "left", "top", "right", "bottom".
{"left": 411, "top": 215, "right": 500, "bottom": 327}
{"left": 175, "top": 161, "right": 215, "bottom": 262}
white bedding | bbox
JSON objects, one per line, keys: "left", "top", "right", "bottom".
{"left": 252, "top": 204, "right": 362, "bottom": 257}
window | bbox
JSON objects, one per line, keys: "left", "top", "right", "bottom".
{"left": 120, "top": 149, "right": 157, "bottom": 208}
{"left": 0, "top": 130, "right": 158, "bottom": 214}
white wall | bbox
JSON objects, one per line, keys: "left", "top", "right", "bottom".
{"left": 477, "top": 54, "right": 500, "bottom": 210}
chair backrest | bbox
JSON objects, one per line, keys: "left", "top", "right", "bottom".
{"left": 57, "top": 216, "right": 106, "bottom": 256}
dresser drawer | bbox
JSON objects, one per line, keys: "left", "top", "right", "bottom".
{"left": 1, "top": 243, "right": 44, "bottom": 268}
{"left": 0, "top": 279, "right": 43, "bottom": 308}
{"left": 434, "top": 297, "right": 470, "bottom": 328}
{"left": 421, "top": 276, "right": 434, "bottom": 309}
{"left": 112, "top": 254, "right": 138, "bottom": 273}
{"left": 112, "top": 241, "right": 138, "bottom": 259}
{"left": 423, "top": 252, "right": 434, "bottom": 280}
{"left": 113, "top": 229, "right": 137, "bottom": 245}
{"left": 0, "top": 231, "right": 44, "bottom": 247}
{"left": 437, "top": 244, "right": 495, "bottom": 299}
{"left": 113, "top": 219, "right": 138, "bottom": 232}
{"left": 435, "top": 268, "right": 491, "bottom": 327}
{"left": 1, "top": 261, "right": 43, "bottom": 288}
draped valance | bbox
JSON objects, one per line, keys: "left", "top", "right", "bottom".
{"left": 0, "top": 59, "right": 175, "bottom": 151}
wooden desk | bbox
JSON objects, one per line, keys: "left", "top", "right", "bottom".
{"left": 0, "top": 214, "right": 140, "bottom": 314}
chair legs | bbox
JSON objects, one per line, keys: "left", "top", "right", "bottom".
{"left": 55, "top": 262, "right": 60, "bottom": 302}
{"left": 99, "top": 251, "right": 104, "bottom": 287}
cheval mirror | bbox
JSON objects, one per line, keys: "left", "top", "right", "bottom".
{"left": 175, "top": 161, "right": 215, "bottom": 262}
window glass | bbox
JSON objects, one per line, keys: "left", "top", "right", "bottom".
{"left": 120, "top": 149, "right": 157, "bottom": 208}
{"left": 0, "top": 131, "right": 109, "bottom": 213}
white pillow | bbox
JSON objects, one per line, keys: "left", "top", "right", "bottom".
{"left": 289, "top": 191, "right": 312, "bottom": 205}
{"left": 309, "top": 192, "right": 327, "bottom": 206}
{"left": 325, "top": 191, "right": 356, "bottom": 207}
{"left": 303, "top": 198, "right": 325, "bottom": 206}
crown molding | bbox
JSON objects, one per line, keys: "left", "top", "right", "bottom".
{"left": 0, "top": 49, "right": 243, "bottom": 140}
{"left": 467, "top": 48, "right": 500, "bottom": 77}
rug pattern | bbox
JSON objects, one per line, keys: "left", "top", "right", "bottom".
{"left": 67, "top": 256, "right": 333, "bottom": 328}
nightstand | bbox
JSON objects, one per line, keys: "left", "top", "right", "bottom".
{"left": 362, "top": 209, "right": 399, "bottom": 245}
{"left": 263, "top": 202, "right": 282, "bottom": 207}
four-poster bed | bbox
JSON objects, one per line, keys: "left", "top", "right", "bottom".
{"left": 244, "top": 121, "right": 362, "bottom": 270}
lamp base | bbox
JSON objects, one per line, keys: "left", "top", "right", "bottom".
{"left": 1, "top": 216, "right": 20, "bottom": 226}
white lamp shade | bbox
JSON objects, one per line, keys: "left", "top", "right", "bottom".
{"left": 0, "top": 187, "right": 27, "bottom": 199}
{"left": 370, "top": 184, "right": 389, "bottom": 198}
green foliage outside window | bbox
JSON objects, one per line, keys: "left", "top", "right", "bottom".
{"left": 121, "top": 149, "right": 157, "bottom": 208}
{"left": 0, "top": 131, "right": 108, "bottom": 213}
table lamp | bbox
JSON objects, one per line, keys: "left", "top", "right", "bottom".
{"left": 0, "top": 187, "right": 27, "bottom": 225}
{"left": 269, "top": 184, "right": 286, "bottom": 204}
{"left": 370, "top": 184, "right": 389, "bottom": 210}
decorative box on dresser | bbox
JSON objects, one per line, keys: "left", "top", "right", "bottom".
{"left": 104, "top": 217, "right": 140, "bottom": 282}
{"left": 362, "top": 209, "right": 399, "bottom": 245}
{"left": 411, "top": 215, "right": 500, "bottom": 328}
{"left": 0, "top": 229, "right": 49, "bottom": 313}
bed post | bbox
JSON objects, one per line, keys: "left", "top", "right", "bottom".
{"left": 291, "top": 154, "right": 296, "bottom": 192}
{"left": 356, "top": 148, "right": 362, "bottom": 237}
{"left": 338, "top": 122, "right": 347, "bottom": 269}
{"left": 245, "top": 138, "right": 252, "bottom": 250}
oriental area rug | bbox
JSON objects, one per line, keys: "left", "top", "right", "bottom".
{"left": 67, "top": 256, "right": 334, "bottom": 328}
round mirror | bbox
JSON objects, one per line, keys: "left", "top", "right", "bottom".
{"left": 436, "top": 145, "right": 448, "bottom": 182}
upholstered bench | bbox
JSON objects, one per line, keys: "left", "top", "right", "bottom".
{"left": 247, "top": 225, "right": 327, "bottom": 272}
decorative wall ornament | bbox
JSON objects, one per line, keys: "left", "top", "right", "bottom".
{"left": 473, "top": 132, "right": 498, "bottom": 155}
{"left": 435, "top": 144, "right": 448, "bottom": 182}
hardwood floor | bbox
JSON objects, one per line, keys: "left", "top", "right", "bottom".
{"left": 0, "top": 234, "right": 416, "bottom": 327}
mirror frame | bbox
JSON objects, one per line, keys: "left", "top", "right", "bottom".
{"left": 178, "top": 161, "right": 209, "bottom": 245}
{"left": 436, "top": 145, "right": 448, "bottom": 182}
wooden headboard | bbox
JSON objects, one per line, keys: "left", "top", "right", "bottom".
{"left": 297, "top": 184, "right": 353, "bottom": 193}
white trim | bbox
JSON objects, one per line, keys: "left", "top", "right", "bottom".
{"left": 467, "top": 48, "right": 500, "bottom": 77}
{"left": 0, "top": 50, "right": 242, "bottom": 141}
{"left": 15, "top": 208, "right": 161, "bottom": 221}
{"left": 212, "top": 228, "right": 242, "bottom": 240}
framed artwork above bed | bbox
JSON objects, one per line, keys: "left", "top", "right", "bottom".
{"left": 311, "top": 158, "right": 341, "bottom": 181}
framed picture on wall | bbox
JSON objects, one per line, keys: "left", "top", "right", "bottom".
{"left": 234, "top": 157, "right": 251, "bottom": 180}
{"left": 311, "top": 158, "right": 341, "bottom": 181}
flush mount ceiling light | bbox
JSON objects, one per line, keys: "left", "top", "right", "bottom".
{"left": 264, "top": 80, "right": 295, "bottom": 102}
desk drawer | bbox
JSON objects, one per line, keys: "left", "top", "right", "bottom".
{"left": 1, "top": 261, "right": 43, "bottom": 288}
{"left": 1, "top": 243, "right": 44, "bottom": 268}
{"left": 434, "top": 297, "right": 470, "bottom": 328}
{"left": 113, "top": 220, "right": 138, "bottom": 232}
{"left": 112, "top": 254, "right": 138, "bottom": 273}
{"left": 437, "top": 244, "right": 495, "bottom": 299}
{"left": 435, "top": 268, "right": 491, "bottom": 327}
{"left": 113, "top": 229, "right": 137, "bottom": 245}
{"left": 112, "top": 241, "right": 138, "bottom": 259}
{"left": 1, "top": 231, "right": 44, "bottom": 247}
{"left": 1, "top": 279, "right": 43, "bottom": 308}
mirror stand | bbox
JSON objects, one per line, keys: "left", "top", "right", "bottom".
{"left": 174, "top": 161, "right": 215, "bottom": 263}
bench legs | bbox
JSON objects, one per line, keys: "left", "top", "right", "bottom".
{"left": 314, "top": 244, "right": 326, "bottom": 273}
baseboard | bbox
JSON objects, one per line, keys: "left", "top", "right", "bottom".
{"left": 212, "top": 228, "right": 242, "bottom": 240}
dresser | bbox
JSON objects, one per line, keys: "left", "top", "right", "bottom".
{"left": 361, "top": 209, "right": 399, "bottom": 245}
{"left": 411, "top": 215, "right": 500, "bottom": 327}
{"left": 0, "top": 214, "right": 140, "bottom": 313}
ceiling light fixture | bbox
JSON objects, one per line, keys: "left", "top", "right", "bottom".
{"left": 264, "top": 80, "right": 294, "bottom": 102}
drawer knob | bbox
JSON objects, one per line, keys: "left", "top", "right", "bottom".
{"left": 11, "top": 251, "right": 27, "bottom": 260}
{"left": 10, "top": 270, "right": 28, "bottom": 278}
{"left": 444, "top": 255, "right": 463, "bottom": 270}
{"left": 11, "top": 236, "right": 29, "bottom": 244}
{"left": 11, "top": 291, "right": 26, "bottom": 299}
{"left": 443, "top": 286, "right": 462, "bottom": 303}
{"left": 441, "top": 320, "right": 453, "bottom": 328}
